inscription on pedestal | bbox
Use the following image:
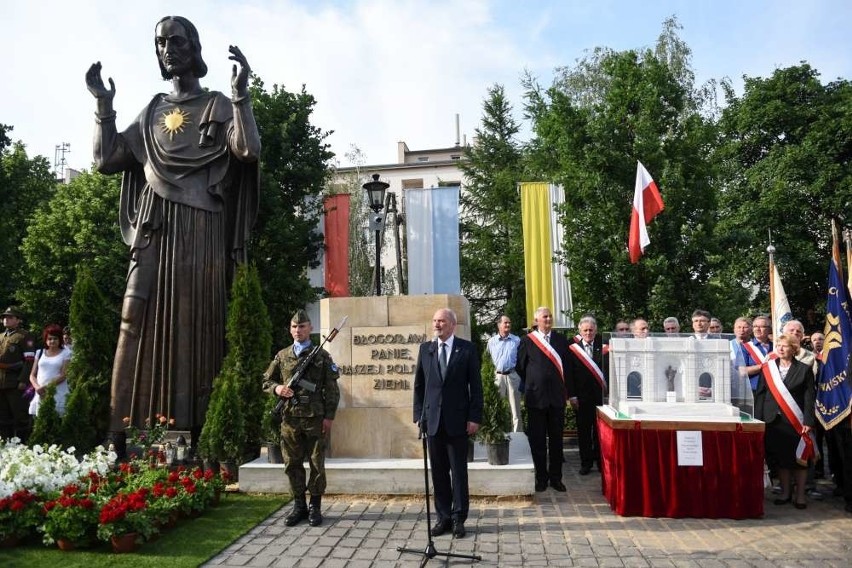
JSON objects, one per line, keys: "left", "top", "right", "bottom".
{"left": 343, "top": 328, "right": 427, "bottom": 392}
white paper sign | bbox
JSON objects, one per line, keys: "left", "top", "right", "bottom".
{"left": 676, "top": 431, "right": 703, "bottom": 466}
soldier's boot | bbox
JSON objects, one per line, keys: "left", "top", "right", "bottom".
{"left": 284, "top": 496, "right": 308, "bottom": 526}
{"left": 308, "top": 495, "right": 323, "bottom": 527}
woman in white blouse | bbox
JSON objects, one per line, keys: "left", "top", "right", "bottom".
{"left": 28, "top": 324, "right": 72, "bottom": 416}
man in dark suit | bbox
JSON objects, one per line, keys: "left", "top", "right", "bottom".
{"left": 413, "top": 308, "right": 483, "bottom": 538}
{"left": 566, "top": 315, "right": 608, "bottom": 475}
{"left": 516, "top": 306, "right": 571, "bottom": 492}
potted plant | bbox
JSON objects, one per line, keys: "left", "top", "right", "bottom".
{"left": 0, "top": 489, "right": 42, "bottom": 546}
{"left": 261, "top": 394, "right": 284, "bottom": 463}
{"left": 40, "top": 484, "right": 99, "bottom": 550}
{"left": 476, "top": 356, "right": 512, "bottom": 465}
{"left": 97, "top": 488, "right": 155, "bottom": 552}
{"left": 123, "top": 413, "right": 174, "bottom": 465}
{"left": 564, "top": 404, "right": 578, "bottom": 445}
{"left": 146, "top": 480, "right": 180, "bottom": 528}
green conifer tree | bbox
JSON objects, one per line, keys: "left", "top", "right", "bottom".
{"left": 198, "top": 368, "right": 246, "bottom": 463}
{"left": 219, "top": 263, "right": 272, "bottom": 460}
{"left": 62, "top": 269, "right": 117, "bottom": 448}
{"left": 29, "top": 383, "right": 63, "bottom": 446}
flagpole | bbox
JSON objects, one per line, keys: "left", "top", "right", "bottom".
{"left": 844, "top": 226, "right": 852, "bottom": 297}
{"left": 768, "top": 230, "right": 776, "bottom": 338}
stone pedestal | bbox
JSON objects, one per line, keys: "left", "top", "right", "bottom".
{"left": 320, "top": 294, "right": 469, "bottom": 458}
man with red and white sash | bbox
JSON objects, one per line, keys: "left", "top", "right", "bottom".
{"left": 754, "top": 333, "right": 816, "bottom": 509}
{"left": 516, "top": 307, "right": 571, "bottom": 493}
{"left": 566, "top": 315, "right": 608, "bottom": 476}
{"left": 742, "top": 315, "right": 774, "bottom": 391}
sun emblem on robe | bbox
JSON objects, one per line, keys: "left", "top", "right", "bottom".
{"left": 160, "top": 108, "right": 191, "bottom": 140}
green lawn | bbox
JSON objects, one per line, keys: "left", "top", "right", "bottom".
{"left": 0, "top": 493, "right": 286, "bottom": 568}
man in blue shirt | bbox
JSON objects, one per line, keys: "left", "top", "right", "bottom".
{"left": 486, "top": 315, "right": 523, "bottom": 432}
{"left": 743, "top": 315, "right": 773, "bottom": 391}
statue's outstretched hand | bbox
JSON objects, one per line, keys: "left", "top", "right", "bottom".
{"left": 85, "top": 62, "right": 116, "bottom": 101}
{"left": 229, "top": 45, "right": 250, "bottom": 98}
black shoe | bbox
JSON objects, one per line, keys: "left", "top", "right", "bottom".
{"left": 285, "top": 498, "right": 308, "bottom": 526}
{"left": 550, "top": 480, "right": 567, "bottom": 492}
{"left": 431, "top": 519, "right": 452, "bottom": 537}
{"left": 773, "top": 496, "right": 792, "bottom": 506}
{"left": 452, "top": 520, "right": 466, "bottom": 538}
{"left": 579, "top": 465, "right": 592, "bottom": 476}
{"left": 308, "top": 496, "right": 323, "bottom": 526}
{"left": 535, "top": 480, "right": 547, "bottom": 492}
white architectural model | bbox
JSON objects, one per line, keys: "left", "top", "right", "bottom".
{"left": 607, "top": 335, "right": 753, "bottom": 422}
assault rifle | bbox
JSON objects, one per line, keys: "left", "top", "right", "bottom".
{"left": 271, "top": 316, "right": 347, "bottom": 420}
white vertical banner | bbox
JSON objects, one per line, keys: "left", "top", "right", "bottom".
{"left": 305, "top": 198, "right": 325, "bottom": 324}
{"left": 549, "top": 184, "right": 573, "bottom": 329}
{"left": 771, "top": 262, "right": 793, "bottom": 337}
{"left": 405, "top": 186, "right": 461, "bottom": 295}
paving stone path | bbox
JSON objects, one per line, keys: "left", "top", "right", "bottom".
{"left": 206, "top": 449, "right": 852, "bottom": 567}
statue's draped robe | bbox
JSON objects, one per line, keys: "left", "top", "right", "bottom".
{"left": 99, "top": 91, "right": 258, "bottom": 431}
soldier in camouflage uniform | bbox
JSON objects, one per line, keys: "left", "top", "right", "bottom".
{"left": 0, "top": 307, "right": 36, "bottom": 441}
{"left": 262, "top": 310, "right": 340, "bottom": 527}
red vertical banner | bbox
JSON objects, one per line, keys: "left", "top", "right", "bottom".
{"left": 324, "top": 194, "right": 350, "bottom": 297}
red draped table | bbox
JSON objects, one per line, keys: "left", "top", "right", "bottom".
{"left": 597, "top": 406, "right": 765, "bottom": 519}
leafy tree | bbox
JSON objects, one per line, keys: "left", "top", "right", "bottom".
{"left": 459, "top": 84, "right": 527, "bottom": 335}
{"left": 523, "top": 17, "right": 727, "bottom": 329}
{"left": 221, "top": 263, "right": 272, "bottom": 459}
{"left": 327, "top": 145, "right": 375, "bottom": 297}
{"left": 715, "top": 64, "right": 852, "bottom": 317}
{"left": 0, "top": 124, "right": 11, "bottom": 150}
{"left": 0, "top": 134, "right": 56, "bottom": 309}
{"left": 18, "top": 170, "right": 125, "bottom": 329}
{"left": 248, "top": 78, "right": 334, "bottom": 348}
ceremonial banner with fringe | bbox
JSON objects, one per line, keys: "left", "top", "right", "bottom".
{"left": 770, "top": 260, "right": 793, "bottom": 338}
{"left": 520, "top": 182, "right": 572, "bottom": 328}
{"left": 816, "top": 224, "right": 852, "bottom": 429}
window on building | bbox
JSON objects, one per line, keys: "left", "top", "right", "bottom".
{"left": 402, "top": 178, "right": 424, "bottom": 189}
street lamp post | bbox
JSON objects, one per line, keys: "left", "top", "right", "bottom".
{"left": 363, "top": 173, "right": 389, "bottom": 296}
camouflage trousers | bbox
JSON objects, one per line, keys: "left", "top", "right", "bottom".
{"left": 280, "top": 414, "right": 327, "bottom": 497}
{"left": 0, "top": 387, "right": 30, "bottom": 440}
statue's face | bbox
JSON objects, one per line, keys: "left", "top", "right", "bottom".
{"left": 155, "top": 19, "right": 193, "bottom": 77}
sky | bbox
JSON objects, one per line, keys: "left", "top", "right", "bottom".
{"left": 3, "top": 0, "right": 851, "bottom": 173}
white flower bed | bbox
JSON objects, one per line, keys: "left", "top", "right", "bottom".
{"left": 0, "top": 438, "right": 115, "bottom": 498}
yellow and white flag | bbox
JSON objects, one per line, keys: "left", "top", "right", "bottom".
{"left": 520, "top": 182, "right": 573, "bottom": 329}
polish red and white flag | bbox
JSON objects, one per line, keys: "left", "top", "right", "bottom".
{"left": 628, "top": 161, "right": 665, "bottom": 264}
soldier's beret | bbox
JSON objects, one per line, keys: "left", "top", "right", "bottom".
{"left": 291, "top": 309, "right": 310, "bottom": 324}
{"left": 1, "top": 306, "right": 24, "bottom": 319}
